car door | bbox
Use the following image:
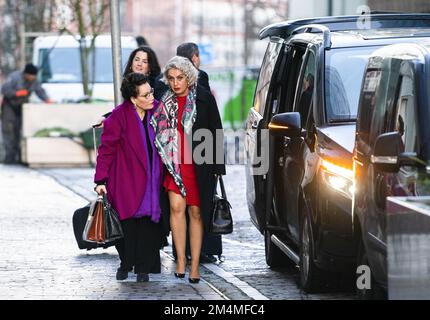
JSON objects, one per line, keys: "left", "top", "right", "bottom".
{"left": 274, "top": 46, "right": 316, "bottom": 242}
{"left": 245, "top": 38, "right": 283, "bottom": 231}
{"left": 362, "top": 60, "right": 415, "bottom": 283}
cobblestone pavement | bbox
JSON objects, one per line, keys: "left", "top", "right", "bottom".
{"left": 0, "top": 164, "right": 224, "bottom": 300}
{"left": 33, "top": 164, "right": 355, "bottom": 300}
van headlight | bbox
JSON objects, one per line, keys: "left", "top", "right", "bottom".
{"left": 321, "top": 159, "right": 354, "bottom": 199}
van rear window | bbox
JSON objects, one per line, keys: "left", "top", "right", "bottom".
{"left": 38, "top": 47, "right": 133, "bottom": 83}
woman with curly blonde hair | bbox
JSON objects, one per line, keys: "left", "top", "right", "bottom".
{"left": 151, "top": 56, "right": 225, "bottom": 283}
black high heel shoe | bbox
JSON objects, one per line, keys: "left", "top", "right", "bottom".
{"left": 174, "top": 272, "right": 185, "bottom": 279}
{"left": 189, "top": 277, "right": 200, "bottom": 284}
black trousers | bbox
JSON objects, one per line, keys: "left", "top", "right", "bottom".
{"left": 115, "top": 217, "right": 162, "bottom": 274}
{"left": 1, "top": 102, "right": 22, "bottom": 163}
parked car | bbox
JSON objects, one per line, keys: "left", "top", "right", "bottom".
{"left": 354, "top": 40, "right": 430, "bottom": 298}
{"left": 244, "top": 13, "right": 430, "bottom": 292}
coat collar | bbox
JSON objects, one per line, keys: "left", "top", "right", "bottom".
{"left": 122, "top": 100, "right": 148, "bottom": 172}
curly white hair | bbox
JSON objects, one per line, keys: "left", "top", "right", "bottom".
{"left": 162, "top": 55, "right": 198, "bottom": 87}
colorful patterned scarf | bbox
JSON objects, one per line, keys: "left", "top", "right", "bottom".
{"left": 150, "top": 86, "right": 197, "bottom": 196}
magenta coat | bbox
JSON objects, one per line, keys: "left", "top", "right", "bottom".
{"left": 94, "top": 100, "right": 161, "bottom": 221}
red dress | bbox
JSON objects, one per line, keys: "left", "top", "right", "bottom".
{"left": 163, "top": 95, "right": 201, "bottom": 206}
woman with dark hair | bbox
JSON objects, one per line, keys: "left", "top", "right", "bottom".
{"left": 123, "top": 46, "right": 161, "bottom": 88}
{"left": 152, "top": 56, "right": 225, "bottom": 283}
{"left": 94, "top": 72, "right": 163, "bottom": 282}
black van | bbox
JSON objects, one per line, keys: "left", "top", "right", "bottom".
{"left": 245, "top": 14, "right": 430, "bottom": 292}
{"left": 354, "top": 41, "right": 430, "bottom": 298}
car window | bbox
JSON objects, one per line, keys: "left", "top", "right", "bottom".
{"left": 253, "top": 40, "right": 282, "bottom": 115}
{"left": 294, "top": 50, "right": 315, "bottom": 127}
{"left": 325, "top": 46, "right": 381, "bottom": 122}
{"left": 368, "top": 59, "right": 402, "bottom": 147}
{"left": 38, "top": 47, "right": 133, "bottom": 83}
{"left": 394, "top": 75, "right": 417, "bottom": 153}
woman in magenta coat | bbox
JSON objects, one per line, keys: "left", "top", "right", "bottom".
{"left": 94, "top": 73, "right": 163, "bottom": 282}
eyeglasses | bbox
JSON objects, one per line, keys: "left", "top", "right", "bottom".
{"left": 139, "top": 88, "right": 154, "bottom": 99}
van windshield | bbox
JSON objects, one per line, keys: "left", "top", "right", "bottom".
{"left": 38, "top": 47, "right": 133, "bottom": 83}
{"left": 325, "top": 46, "right": 381, "bottom": 122}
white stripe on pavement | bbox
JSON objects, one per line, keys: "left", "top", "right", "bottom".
{"left": 202, "top": 263, "right": 269, "bottom": 300}
{"left": 222, "top": 238, "right": 265, "bottom": 250}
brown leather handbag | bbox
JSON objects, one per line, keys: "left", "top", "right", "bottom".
{"left": 83, "top": 195, "right": 123, "bottom": 244}
{"left": 87, "top": 198, "right": 106, "bottom": 243}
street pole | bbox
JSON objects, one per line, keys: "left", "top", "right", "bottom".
{"left": 110, "top": 0, "right": 122, "bottom": 106}
{"left": 19, "top": 7, "right": 26, "bottom": 69}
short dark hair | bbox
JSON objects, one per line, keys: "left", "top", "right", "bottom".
{"left": 135, "top": 36, "right": 148, "bottom": 46}
{"left": 121, "top": 72, "right": 149, "bottom": 101}
{"left": 24, "top": 63, "right": 38, "bottom": 75}
{"left": 176, "top": 42, "right": 199, "bottom": 63}
{"left": 123, "top": 46, "right": 161, "bottom": 78}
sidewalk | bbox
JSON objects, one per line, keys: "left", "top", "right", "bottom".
{"left": 0, "top": 164, "right": 226, "bottom": 300}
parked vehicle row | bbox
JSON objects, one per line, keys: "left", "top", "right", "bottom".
{"left": 245, "top": 13, "right": 430, "bottom": 297}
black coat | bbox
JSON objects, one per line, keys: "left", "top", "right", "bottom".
{"left": 160, "top": 85, "right": 226, "bottom": 234}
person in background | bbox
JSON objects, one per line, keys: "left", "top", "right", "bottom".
{"left": 122, "top": 46, "right": 162, "bottom": 94}
{"left": 94, "top": 73, "right": 163, "bottom": 282}
{"left": 100, "top": 46, "right": 164, "bottom": 120}
{"left": 176, "top": 42, "right": 210, "bottom": 92}
{"left": 152, "top": 56, "right": 225, "bottom": 283}
{"left": 1, "top": 63, "right": 52, "bottom": 164}
{"left": 136, "top": 35, "right": 149, "bottom": 47}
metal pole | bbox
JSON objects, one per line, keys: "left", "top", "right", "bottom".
{"left": 20, "top": 7, "right": 26, "bottom": 69}
{"left": 110, "top": 0, "right": 122, "bottom": 106}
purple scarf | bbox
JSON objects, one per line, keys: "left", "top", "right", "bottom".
{"left": 133, "top": 107, "right": 162, "bottom": 223}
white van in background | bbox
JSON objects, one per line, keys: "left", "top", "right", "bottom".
{"left": 32, "top": 35, "right": 137, "bottom": 103}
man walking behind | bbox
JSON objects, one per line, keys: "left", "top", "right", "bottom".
{"left": 1, "top": 63, "right": 52, "bottom": 164}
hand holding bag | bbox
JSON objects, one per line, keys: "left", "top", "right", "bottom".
{"left": 209, "top": 175, "right": 233, "bottom": 235}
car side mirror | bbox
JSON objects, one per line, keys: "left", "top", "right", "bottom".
{"left": 371, "top": 132, "right": 402, "bottom": 172}
{"left": 268, "top": 112, "right": 301, "bottom": 137}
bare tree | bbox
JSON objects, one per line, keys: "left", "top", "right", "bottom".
{"left": 62, "top": 0, "right": 110, "bottom": 99}
{"left": 0, "top": 0, "right": 58, "bottom": 80}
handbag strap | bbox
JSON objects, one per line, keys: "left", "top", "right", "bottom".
{"left": 215, "top": 175, "right": 227, "bottom": 201}
{"left": 92, "top": 126, "right": 98, "bottom": 157}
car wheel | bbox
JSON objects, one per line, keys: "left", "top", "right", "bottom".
{"left": 299, "top": 206, "right": 322, "bottom": 292}
{"left": 264, "top": 229, "right": 292, "bottom": 268}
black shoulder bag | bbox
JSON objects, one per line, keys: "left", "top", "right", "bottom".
{"left": 209, "top": 175, "right": 233, "bottom": 235}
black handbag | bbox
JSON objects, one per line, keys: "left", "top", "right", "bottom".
{"left": 102, "top": 194, "right": 124, "bottom": 243}
{"left": 209, "top": 175, "right": 233, "bottom": 235}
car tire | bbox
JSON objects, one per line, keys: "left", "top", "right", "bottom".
{"left": 299, "top": 205, "right": 322, "bottom": 293}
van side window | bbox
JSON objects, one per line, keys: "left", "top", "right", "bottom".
{"left": 368, "top": 61, "right": 401, "bottom": 148}
{"left": 253, "top": 40, "right": 282, "bottom": 115}
{"left": 394, "top": 75, "right": 417, "bottom": 153}
{"left": 294, "top": 50, "right": 316, "bottom": 127}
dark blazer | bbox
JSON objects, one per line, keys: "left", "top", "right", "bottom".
{"left": 191, "top": 85, "right": 225, "bottom": 230}
{"left": 198, "top": 69, "right": 211, "bottom": 92}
